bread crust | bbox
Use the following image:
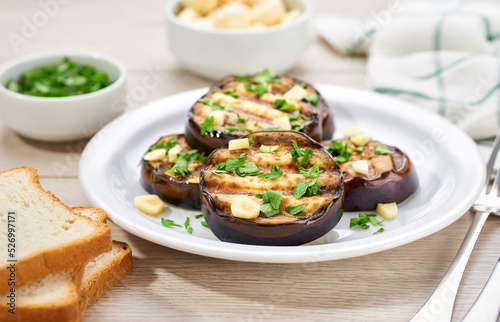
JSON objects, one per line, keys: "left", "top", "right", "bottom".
{"left": 0, "top": 167, "right": 112, "bottom": 294}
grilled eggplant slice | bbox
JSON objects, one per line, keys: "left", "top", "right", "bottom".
{"left": 322, "top": 139, "right": 418, "bottom": 211}
{"left": 185, "top": 70, "right": 334, "bottom": 154}
{"left": 200, "top": 131, "right": 343, "bottom": 246}
{"left": 140, "top": 134, "right": 205, "bottom": 210}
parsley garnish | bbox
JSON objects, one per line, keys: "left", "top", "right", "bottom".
{"left": 235, "top": 74, "right": 251, "bottom": 82}
{"left": 288, "top": 111, "right": 307, "bottom": 121}
{"left": 170, "top": 155, "right": 190, "bottom": 177}
{"left": 161, "top": 218, "right": 182, "bottom": 228}
{"left": 258, "top": 165, "right": 287, "bottom": 180}
{"left": 350, "top": 213, "right": 384, "bottom": 230}
{"left": 327, "top": 141, "right": 352, "bottom": 163}
{"left": 254, "top": 121, "right": 259, "bottom": 127}
{"left": 293, "top": 178, "right": 323, "bottom": 198}
{"left": 179, "top": 149, "right": 205, "bottom": 162}
{"left": 374, "top": 145, "right": 394, "bottom": 155}
{"left": 288, "top": 204, "right": 305, "bottom": 215}
{"left": 223, "top": 88, "right": 238, "bottom": 98}
{"left": 299, "top": 160, "right": 323, "bottom": 178}
{"left": 223, "top": 153, "right": 246, "bottom": 174}
{"left": 291, "top": 121, "right": 305, "bottom": 131}
{"left": 237, "top": 114, "right": 248, "bottom": 123}
{"left": 226, "top": 127, "right": 252, "bottom": 133}
{"left": 237, "top": 162, "right": 262, "bottom": 176}
{"left": 184, "top": 217, "right": 193, "bottom": 234}
{"left": 305, "top": 93, "right": 319, "bottom": 106}
{"left": 261, "top": 127, "right": 278, "bottom": 131}
{"left": 201, "top": 221, "right": 209, "bottom": 228}
{"left": 248, "top": 137, "right": 255, "bottom": 143}
{"left": 222, "top": 102, "right": 233, "bottom": 111}
{"left": 273, "top": 99, "right": 295, "bottom": 111}
{"left": 257, "top": 190, "right": 284, "bottom": 217}
{"left": 244, "top": 82, "right": 268, "bottom": 96}
{"left": 255, "top": 69, "right": 278, "bottom": 84}
{"left": 374, "top": 228, "right": 385, "bottom": 234}
{"left": 198, "top": 98, "right": 233, "bottom": 111}
{"left": 300, "top": 82, "right": 308, "bottom": 88}
{"left": 353, "top": 146, "right": 365, "bottom": 152}
{"left": 200, "top": 116, "right": 214, "bottom": 135}
{"left": 290, "top": 140, "right": 313, "bottom": 166}
{"left": 150, "top": 138, "right": 178, "bottom": 153}
{"left": 259, "top": 145, "right": 280, "bottom": 153}
{"left": 195, "top": 214, "right": 203, "bottom": 219}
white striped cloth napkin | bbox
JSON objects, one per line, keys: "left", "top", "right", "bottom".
{"left": 316, "top": 0, "right": 500, "bottom": 140}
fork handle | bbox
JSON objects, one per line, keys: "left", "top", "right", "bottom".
{"left": 462, "top": 257, "right": 500, "bottom": 322}
{"left": 410, "top": 212, "right": 490, "bottom": 322}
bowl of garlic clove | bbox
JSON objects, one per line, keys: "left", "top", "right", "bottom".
{"left": 165, "top": 0, "right": 312, "bottom": 80}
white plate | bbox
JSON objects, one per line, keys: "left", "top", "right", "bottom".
{"left": 79, "top": 85, "right": 484, "bottom": 263}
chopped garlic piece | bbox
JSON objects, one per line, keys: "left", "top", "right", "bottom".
{"left": 376, "top": 202, "right": 398, "bottom": 220}
{"left": 343, "top": 126, "right": 364, "bottom": 138}
{"left": 273, "top": 116, "right": 291, "bottom": 130}
{"left": 351, "top": 134, "right": 371, "bottom": 147}
{"left": 143, "top": 149, "right": 166, "bottom": 162}
{"left": 168, "top": 145, "right": 183, "bottom": 163}
{"left": 229, "top": 138, "right": 250, "bottom": 150}
{"left": 352, "top": 160, "right": 369, "bottom": 175}
{"left": 135, "top": 195, "right": 164, "bottom": 216}
{"left": 178, "top": 7, "right": 201, "bottom": 22}
{"left": 181, "top": 0, "right": 217, "bottom": 15}
{"left": 231, "top": 195, "right": 260, "bottom": 219}
{"left": 284, "top": 85, "right": 307, "bottom": 101}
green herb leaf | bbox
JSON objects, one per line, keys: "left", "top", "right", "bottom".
{"left": 287, "top": 110, "right": 307, "bottom": 121}
{"left": 374, "top": 145, "right": 394, "bottom": 155}
{"left": 293, "top": 181, "right": 309, "bottom": 198}
{"left": 198, "top": 98, "right": 224, "bottom": 110}
{"left": 224, "top": 153, "right": 247, "bottom": 175}
{"left": 223, "top": 88, "right": 238, "bottom": 98}
{"left": 374, "top": 228, "right": 385, "bottom": 234}
{"left": 226, "top": 127, "right": 252, "bottom": 133}
{"left": 255, "top": 69, "right": 277, "bottom": 84}
{"left": 222, "top": 102, "right": 233, "bottom": 111}
{"left": 273, "top": 99, "right": 295, "bottom": 111}
{"left": 305, "top": 93, "right": 319, "bottom": 106}
{"left": 161, "top": 218, "right": 182, "bottom": 228}
{"left": 248, "top": 137, "right": 255, "bottom": 143}
{"left": 195, "top": 214, "right": 203, "bottom": 219}
{"left": 261, "top": 127, "right": 278, "bottom": 131}
{"left": 299, "top": 160, "right": 323, "bottom": 178}
{"left": 259, "top": 145, "right": 280, "bottom": 153}
{"left": 237, "top": 114, "right": 248, "bottom": 123}
{"left": 258, "top": 165, "right": 287, "bottom": 180}
{"left": 261, "top": 189, "right": 283, "bottom": 210}
{"left": 235, "top": 74, "right": 251, "bottom": 82}
{"left": 170, "top": 155, "right": 191, "bottom": 177}
{"left": 184, "top": 217, "right": 190, "bottom": 229}
{"left": 306, "top": 178, "right": 323, "bottom": 196}
{"left": 237, "top": 162, "right": 262, "bottom": 176}
{"left": 260, "top": 203, "right": 283, "bottom": 217}
{"left": 253, "top": 121, "right": 259, "bottom": 127}
{"left": 200, "top": 116, "right": 214, "bottom": 135}
{"left": 366, "top": 214, "right": 384, "bottom": 226}
{"left": 327, "top": 142, "right": 352, "bottom": 163}
{"left": 353, "top": 146, "right": 365, "bottom": 152}
{"left": 201, "top": 221, "right": 209, "bottom": 228}
{"left": 179, "top": 149, "right": 205, "bottom": 162}
{"left": 244, "top": 82, "right": 268, "bottom": 96}
{"left": 291, "top": 121, "right": 305, "bottom": 132}
{"left": 300, "top": 82, "right": 308, "bottom": 89}
{"left": 288, "top": 204, "right": 305, "bottom": 215}
{"left": 350, "top": 213, "right": 370, "bottom": 229}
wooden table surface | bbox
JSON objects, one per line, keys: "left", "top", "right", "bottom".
{"left": 1, "top": 0, "right": 500, "bottom": 321}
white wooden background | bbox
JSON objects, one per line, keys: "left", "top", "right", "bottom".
{"left": 1, "top": 0, "right": 499, "bottom": 321}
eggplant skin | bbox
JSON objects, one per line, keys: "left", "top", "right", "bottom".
{"left": 185, "top": 72, "right": 331, "bottom": 155}
{"left": 323, "top": 140, "right": 418, "bottom": 211}
{"left": 140, "top": 134, "right": 202, "bottom": 210}
{"left": 200, "top": 131, "right": 344, "bottom": 246}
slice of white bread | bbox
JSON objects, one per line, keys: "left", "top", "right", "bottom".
{"left": 72, "top": 207, "right": 107, "bottom": 224}
{"left": 0, "top": 267, "right": 85, "bottom": 322}
{"left": 72, "top": 207, "right": 132, "bottom": 309}
{"left": 0, "top": 167, "right": 112, "bottom": 293}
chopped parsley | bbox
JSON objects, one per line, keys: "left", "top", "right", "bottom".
{"left": 221, "top": 102, "right": 234, "bottom": 111}
{"left": 288, "top": 204, "right": 305, "bottom": 215}
{"left": 244, "top": 82, "right": 268, "bottom": 96}
{"left": 254, "top": 121, "right": 259, "bottom": 127}
{"left": 195, "top": 214, "right": 203, "bottom": 219}
{"left": 257, "top": 189, "right": 283, "bottom": 217}
{"left": 291, "top": 121, "right": 305, "bottom": 131}
{"left": 299, "top": 160, "right": 323, "bottom": 178}
{"left": 258, "top": 165, "right": 287, "bottom": 180}
{"left": 255, "top": 69, "right": 278, "bottom": 84}
{"left": 161, "top": 218, "right": 182, "bottom": 228}
{"left": 248, "top": 137, "right": 255, "bottom": 143}
{"left": 288, "top": 111, "right": 307, "bottom": 121}
{"left": 327, "top": 141, "right": 352, "bottom": 163}
{"left": 237, "top": 114, "right": 248, "bottom": 123}
{"left": 235, "top": 74, "right": 251, "bottom": 82}
{"left": 273, "top": 99, "right": 295, "bottom": 111}
{"left": 198, "top": 98, "right": 233, "bottom": 111}
{"left": 350, "top": 213, "right": 384, "bottom": 230}
{"left": 259, "top": 145, "right": 280, "bottom": 153}
{"left": 261, "top": 127, "right": 278, "bottom": 131}
{"left": 300, "top": 82, "right": 308, "bottom": 88}
{"left": 353, "top": 146, "right": 365, "bottom": 152}
{"left": 374, "top": 228, "right": 385, "bottom": 234}
{"left": 237, "top": 162, "right": 262, "bottom": 176}
{"left": 223, "top": 88, "right": 238, "bottom": 98}
{"left": 305, "top": 93, "right": 319, "bottom": 106}
{"left": 293, "top": 178, "right": 323, "bottom": 198}
{"left": 200, "top": 116, "right": 214, "bottom": 135}
{"left": 184, "top": 217, "right": 193, "bottom": 234}
{"left": 212, "top": 154, "right": 262, "bottom": 176}
{"left": 170, "top": 155, "right": 190, "bottom": 177}
{"left": 201, "top": 221, "right": 209, "bottom": 228}
{"left": 290, "top": 140, "right": 313, "bottom": 166}
{"left": 226, "top": 126, "right": 252, "bottom": 133}
{"left": 179, "top": 149, "right": 205, "bottom": 162}
{"left": 149, "top": 138, "right": 177, "bottom": 152}
{"left": 374, "top": 145, "right": 394, "bottom": 155}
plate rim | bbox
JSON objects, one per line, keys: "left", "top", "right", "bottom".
{"left": 78, "top": 84, "right": 484, "bottom": 263}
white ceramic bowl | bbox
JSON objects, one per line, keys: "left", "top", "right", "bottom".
{"left": 165, "top": 0, "right": 312, "bottom": 80}
{"left": 0, "top": 52, "right": 127, "bottom": 142}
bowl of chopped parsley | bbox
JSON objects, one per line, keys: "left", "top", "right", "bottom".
{"left": 0, "top": 52, "right": 127, "bottom": 142}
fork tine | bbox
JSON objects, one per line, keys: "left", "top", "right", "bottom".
{"left": 492, "top": 168, "right": 500, "bottom": 195}
{"left": 485, "top": 129, "right": 500, "bottom": 185}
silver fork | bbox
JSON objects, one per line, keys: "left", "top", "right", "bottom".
{"left": 411, "top": 130, "right": 500, "bottom": 322}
